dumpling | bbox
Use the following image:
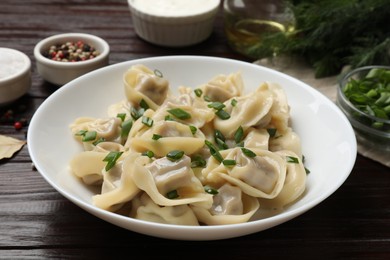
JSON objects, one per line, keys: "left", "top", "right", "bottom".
{"left": 202, "top": 147, "right": 287, "bottom": 199}
{"left": 243, "top": 128, "right": 270, "bottom": 150}
{"left": 191, "top": 183, "right": 259, "bottom": 225}
{"left": 213, "top": 84, "right": 274, "bottom": 138}
{"left": 128, "top": 154, "right": 213, "bottom": 208}
{"left": 92, "top": 152, "right": 140, "bottom": 211}
{"left": 129, "top": 120, "right": 206, "bottom": 157}
{"left": 260, "top": 150, "right": 306, "bottom": 207}
{"left": 123, "top": 64, "right": 169, "bottom": 110}
{"left": 198, "top": 71, "right": 244, "bottom": 102}
{"left": 131, "top": 193, "right": 199, "bottom": 225}
{"left": 269, "top": 127, "right": 302, "bottom": 159}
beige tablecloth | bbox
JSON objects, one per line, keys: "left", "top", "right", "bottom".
{"left": 254, "top": 56, "right": 389, "bottom": 168}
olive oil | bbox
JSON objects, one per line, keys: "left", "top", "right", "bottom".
{"left": 223, "top": 0, "right": 295, "bottom": 59}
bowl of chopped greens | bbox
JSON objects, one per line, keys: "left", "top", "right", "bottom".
{"left": 337, "top": 65, "right": 390, "bottom": 150}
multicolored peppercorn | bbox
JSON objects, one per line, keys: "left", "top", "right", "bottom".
{"left": 42, "top": 40, "right": 100, "bottom": 62}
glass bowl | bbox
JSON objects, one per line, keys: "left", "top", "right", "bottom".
{"left": 337, "top": 65, "right": 390, "bottom": 151}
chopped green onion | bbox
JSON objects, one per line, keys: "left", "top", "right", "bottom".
{"left": 267, "top": 128, "right": 277, "bottom": 137}
{"left": 82, "top": 131, "right": 97, "bottom": 142}
{"left": 231, "top": 99, "right": 238, "bottom": 106}
{"left": 116, "top": 113, "right": 126, "bottom": 122}
{"left": 139, "top": 99, "right": 149, "bottom": 110}
{"left": 142, "top": 116, "right": 153, "bottom": 127}
{"left": 93, "top": 137, "right": 105, "bottom": 146}
{"left": 204, "top": 185, "right": 219, "bottom": 195}
{"left": 166, "top": 150, "right": 185, "bottom": 161}
{"left": 164, "top": 115, "right": 175, "bottom": 121}
{"left": 194, "top": 88, "right": 203, "bottom": 97}
{"left": 214, "top": 129, "right": 225, "bottom": 142}
{"left": 234, "top": 126, "right": 244, "bottom": 144}
{"left": 75, "top": 130, "right": 87, "bottom": 136}
{"left": 203, "top": 95, "right": 211, "bottom": 102}
{"left": 191, "top": 155, "right": 207, "bottom": 168}
{"left": 121, "top": 119, "right": 133, "bottom": 138}
{"left": 207, "top": 102, "right": 225, "bottom": 110}
{"left": 287, "top": 156, "right": 299, "bottom": 163}
{"left": 154, "top": 69, "right": 163, "bottom": 78}
{"left": 166, "top": 190, "right": 179, "bottom": 199}
{"left": 241, "top": 147, "right": 256, "bottom": 158}
{"left": 205, "top": 140, "right": 223, "bottom": 162}
{"left": 103, "top": 151, "right": 123, "bottom": 171}
{"left": 305, "top": 167, "right": 311, "bottom": 174}
{"left": 215, "top": 137, "right": 228, "bottom": 150}
{"left": 215, "top": 109, "right": 231, "bottom": 120}
{"left": 189, "top": 125, "right": 197, "bottom": 135}
{"left": 223, "top": 159, "right": 236, "bottom": 166}
{"left": 167, "top": 108, "right": 191, "bottom": 120}
{"left": 131, "top": 107, "right": 144, "bottom": 120}
{"left": 152, "top": 134, "right": 162, "bottom": 140}
{"left": 142, "top": 150, "right": 154, "bottom": 158}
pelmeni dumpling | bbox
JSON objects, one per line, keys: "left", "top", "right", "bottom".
{"left": 129, "top": 154, "right": 213, "bottom": 208}
{"left": 198, "top": 71, "right": 244, "bottom": 102}
{"left": 129, "top": 120, "right": 206, "bottom": 157}
{"left": 191, "top": 183, "right": 259, "bottom": 225}
{"left": 131, "top": 193, "right": 199, "bottom": 225}
{"left": 69, "top": 142, "right": 125, "bottom": 185}
{"left": 243, "top": 128, "right": 270, "bottom": 150}
{"left": 214, "top": 84, "right": 274, "bottom": 138}
{"left": 203, "top": 147, "right": 287, "bottom": 199}
{"left": 123, "top": 64, "right": 169, "bottom": 110}
{"left": 92, "top": 152, "right": 140, "bottom": 211}
{"left": 260, "top": 150, "right": 306, "bottom": 208}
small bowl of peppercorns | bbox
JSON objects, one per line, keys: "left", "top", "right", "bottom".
{"left": 34, "top": 33, "right": 110, "bottom": 85}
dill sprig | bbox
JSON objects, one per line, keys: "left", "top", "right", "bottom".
{"left": 250, "top": 0, "right": 390, "bottom": 78}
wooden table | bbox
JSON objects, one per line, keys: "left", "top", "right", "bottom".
{"left": 1, "top": 1, "right": 389, "bottom": 259}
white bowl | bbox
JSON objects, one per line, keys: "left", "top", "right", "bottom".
{"left": 128, "top": 0, "right": 221, "bottom": 47}
{"left": 0, "top": 48, "right": 31, "bottom": 105}
{"left": 34, "top": 33, "right": 110, "bottom": 85}
{"left": 28, "top": 56, "right": 357, "bottom": 240}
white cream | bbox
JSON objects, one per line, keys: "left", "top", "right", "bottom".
{"left": 131, "top": 0, "right": 220, "bottom": 16}
{"left": 0, "top": 48, "right": 28, "bottom": 79}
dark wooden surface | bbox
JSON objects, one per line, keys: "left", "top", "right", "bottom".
{"left": 1, "top": 1, "right": 389, "bottom": 259}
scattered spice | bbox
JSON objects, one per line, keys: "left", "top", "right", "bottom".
{"left": 42, "top": 40, "right": 100, "bottom": 62}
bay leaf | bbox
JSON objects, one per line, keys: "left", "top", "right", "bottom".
{"left": 0, "top": 135, "right": 26, "bottom": 160}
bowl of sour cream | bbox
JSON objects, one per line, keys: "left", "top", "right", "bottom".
{"left": 128, "top": 0, "right": 221, "bottom": 47}
{"left": 0, "top": 48, "right": 31, "bottom": 106}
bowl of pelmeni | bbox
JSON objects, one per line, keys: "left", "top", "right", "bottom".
{"left": 28, "top": 56, "right": 357, "bottom": 240}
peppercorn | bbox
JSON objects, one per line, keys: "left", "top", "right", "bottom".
{"left": 42, "top": 40, "right": 100, "bottom": 62}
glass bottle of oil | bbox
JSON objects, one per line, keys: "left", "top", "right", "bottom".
{"left": 223, "top": 0, "right": 295, "bottom": 59}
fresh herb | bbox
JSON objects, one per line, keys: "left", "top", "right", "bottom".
{"left": 208, "top": 102, "right": 226, "bottom": 111}
{"left": 194, "top": 88, "right": 203, "bottom": 97}
{"left": 223, "top": 159, "right": 237, "bottom": 167}
{"left": 166, "top": 190, "right": 179, "bottom": 199}
{"left": 164, "top": 115, "right": 175, "bottom": 121}
{"left": 142, "top": 116, "right": 153, "bottom": 127}
{"left": 139, "top": 99, "right": 149, "bottom": 110}
{"left": 191, "top": 154, "right": 207, "bottom": 168}
{"left": 121, "top": 119, "right": 133, "bottom": 138}
{"left": 167, "top": 108, "right": 191, "bottom": 120}
{"left": 234, "top": 126, "right": 244, "bottom": 144}
{"left": 287, "top": 156, "right": 299, "bottom": 164}
{"left": 267, "top": 128, "right": 277, "bottom": 138}
{"left": 241, "top": 147, "right": 256, "bottom": 158}
{"left": 231, "top": 99, "right": 238, "bottom": 106}
{"left": 250, "top": 0, "right": 390, "bottom": 78}
{"left": 204, "top": 185, "right": 219, "bottom": 195}
{"left": 142, "top": 150, "right": 154, "bottom": 158}
{"left": 92, "top": 137, "right": 105, "bottom": 146}
{"left": 76, "top": 130, "right": 97, "bottom": 142}
{"left": 116, "top": 113, "right": 126, "bottom": 122}
{"left": 103, "top": 151, "right": 123, "bottom": 171}
{"left": 154, "top": 69, "right": 163, "bottom": 78}
{"left": 205, "top": 140, "right": 223, "bottom": 162}
{"left": 166, "top": 150, "right": 185, "bottom": 161}
{"left": 189, "top": 125, "right": 197, "bottom": 135}
{"left": 215, "top": 109, "right": 231, "bottom": 120}
{"left": 131, "top": 107, "right": 144, "bottom": 120}
{"left": 152, "top": 134, "right": 162, "bottom": 140}
{"left": 342, "top": 67, "right": 390, "bottom": 128}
